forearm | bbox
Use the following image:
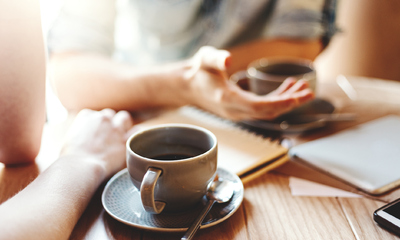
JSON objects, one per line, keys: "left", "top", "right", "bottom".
{"left": 49, "top": 53, "right": 190, "bottom": 112}
{"left": 227, "top": 38, "right": 323, "bottom": 75}
{"left": 0, "top": 0, "right": 46, "bottom": 164}
{"left": 0, "top": 155, "right": 106, "bottom": 240}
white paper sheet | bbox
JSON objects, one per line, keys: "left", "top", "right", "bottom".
{"left": 289, "top": 115, "right": 400, "bottom": 195}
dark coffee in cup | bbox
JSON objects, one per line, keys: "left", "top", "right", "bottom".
{"left": 151, "top": 153, "right": 196, "bottom": 160}
{"left": 255, "top": 63, "right": 313, "bottom": 76}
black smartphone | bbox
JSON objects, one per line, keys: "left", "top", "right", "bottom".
{"left": 374, "top": 198, "right": 400, "bottom": 236}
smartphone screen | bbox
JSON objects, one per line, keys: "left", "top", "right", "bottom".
{"left": 374, "top": 198, "right": 400, "bottom": 236}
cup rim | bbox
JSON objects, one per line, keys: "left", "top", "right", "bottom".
{"left": 247, "top": 57, "right": 315, "bottom": 81}
{"left": 126, "top": 123, "right": 218, "bottom": 163}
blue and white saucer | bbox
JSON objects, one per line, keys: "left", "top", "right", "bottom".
{"left": 101, "top": 168, "right": 244, "bottom": 232}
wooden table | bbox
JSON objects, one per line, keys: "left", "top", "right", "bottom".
{"left": 1, "top": 76, "right": 400, "bottom": 239}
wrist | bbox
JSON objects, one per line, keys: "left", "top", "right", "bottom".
{"left": 174, "top": 59, "right": 194, "bottom": 105}
{"left": 148, "top": 60, "right": 194, "bottom": 108}
{"left": 56, "top": 154, "right": 107, "bottom": 185}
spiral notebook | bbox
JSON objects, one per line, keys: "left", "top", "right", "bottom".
{"left": 136, "top": 106, "right": 288, "bottom": 183}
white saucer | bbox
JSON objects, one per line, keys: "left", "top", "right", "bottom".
{"left": 101, "top": 168, "right": 244, "bottom": 232}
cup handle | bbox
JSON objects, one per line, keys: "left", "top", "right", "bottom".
{"left": 140, "top": 167, "right": 166, "bottom": 214}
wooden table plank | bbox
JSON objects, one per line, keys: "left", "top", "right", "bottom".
{"left": 243, "top": 172, "right": 355, "bottom": 240}
{"left": 2, "top": 76, "right": 400, "bottom": 239}
{"left": 0, "top": 163, "right": 39, "bottom": 204}
{"left": 339, "top": 198, "right": 399, "bottom": 240}
{"left": 141, "top": 206, "right": 248, "bottom": 240}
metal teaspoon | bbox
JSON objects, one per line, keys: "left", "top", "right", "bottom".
{"left": 181, "top": 179, "right": 234, "bottom": 240}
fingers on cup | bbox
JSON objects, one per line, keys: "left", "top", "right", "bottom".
{"left": 259, "top": 90, "right": 313, "bottom": 119}
{"left": 286, "top": 79, "right": 311, "bottom": 95}
{"left": 282, "top": 89, "right": 314, "bottom": 110}
{"left": 270, "top": 77, "right": 298, "bottom": 95}
{"left": 293, "top": 88, "right": 315, "bottom": 105}
{"left": 272, "top": 79, "right": 314, "bottom": 109}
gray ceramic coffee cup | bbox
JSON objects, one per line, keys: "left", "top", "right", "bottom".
{"left": 126, "top": 123, "right": 218, "bottom": 214}
{"left": 237, "top": 57, "right": 317, "bottom": 95}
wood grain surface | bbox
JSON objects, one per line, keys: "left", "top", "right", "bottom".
{"left": 1, "top": 76, "right": 400, "bottom": 239}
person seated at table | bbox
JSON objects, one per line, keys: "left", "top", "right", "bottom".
{"left": 47, "top": 0, "right": 337, "bottom": 121}
{"left": 0, "top": 108, "right": 134, "bottom": 240}
{"left": 0, "top": 2, "right": 135, "bottom": 239}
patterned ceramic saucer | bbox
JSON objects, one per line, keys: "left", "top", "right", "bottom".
{"left": 101, "top": 168, "right": 244, "bottom": 232}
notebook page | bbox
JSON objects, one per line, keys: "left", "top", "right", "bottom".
{"left": 136, "top": 106, "right": 287, "bottom": 176}
{"left": 290, "top": 115, "right": 400, "bottom": 195}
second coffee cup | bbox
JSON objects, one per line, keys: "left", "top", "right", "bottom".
{"left": 231, "top": 57, "right": 317, "bottom": 95}
{"left": 126, "top": 123, "right": 218, "bottom": 214}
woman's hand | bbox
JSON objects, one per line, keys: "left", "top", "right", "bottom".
{"left": 183, "top": 46, "right": 315, "bottom": 121}
{"left": 60, "top": 109, "right": 134, "bottom": 178}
